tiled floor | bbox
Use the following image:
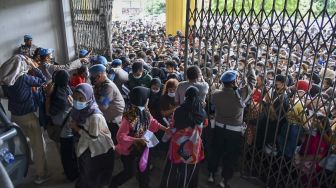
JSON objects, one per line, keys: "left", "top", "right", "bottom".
{"left": 0, "top": 99, "right": 260, "bottom": 188}
{"left": 14, "top": 132, "right": 261, "bottom": 188}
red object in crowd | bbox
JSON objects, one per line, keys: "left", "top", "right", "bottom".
{"left": 70, "top": 74, "right": 86, "bottom": 88}
{"left": 296, "top": 80, "right": 310, "bottom": 92}
{"left": 252, "top": 88, "right": 262, "bottom": 103}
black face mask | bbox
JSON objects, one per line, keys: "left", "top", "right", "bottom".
{"left": 90, "top": 76, "right": 98, "bottom": 85}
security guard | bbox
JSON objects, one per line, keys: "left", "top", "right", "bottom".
{"left": 208, "top": 70, "right": 246, "bottom": 188}
{"left": 89, "top": 64, "right": 125, "bottom": 143}
{"left": 19, "top": 34, "right": 37, "bottom": 58}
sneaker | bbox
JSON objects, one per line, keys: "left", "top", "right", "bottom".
{"left": 208, "top": 173, "right": 215, "bottom": 183}
{"left": 219, "top": 179, "right": 230, "bottom": 188}
{"left": 34, "top": 174, "right": 51, "bottom": 184}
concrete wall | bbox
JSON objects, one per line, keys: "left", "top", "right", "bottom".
{"left": 0, "top": 0, "right": 75, "bottom": 64}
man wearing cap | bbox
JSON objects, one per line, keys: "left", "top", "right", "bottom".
{"left": 19, "top": 34, "right": 38, "bottom": 58}
{"left": 92, "top": 55, "right": 108, "bottom": 66}
{"left": 89, "top": 64, "right": 125, "bottom": 143}
{"left": 108, "top": 59, "right": 128, "bottom": 92}
{"left": 79, "top": 48, "right": 92, "bottom": 59}
{"left": 207, "top": 70, "right": 247, "bottom": 188}
{"left": 38, "top": 48, "right": 89, "bottom": 82}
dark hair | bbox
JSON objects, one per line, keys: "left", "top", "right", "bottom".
{"left": 77, "top": 65, "right": 88, "bottom": 75}
{"left": 33, "top": 47, "right": 42, "bottom": 60}
{"left": 166, "top": 60, "right": 178, "bottom": 69}
{"left": 137, "top": 51, "right": 147, "bottom": 59}
{"left": 214, "top": 54, "right": 220, "bottom": 62}
{"left": 186, "top": 65, "right": 201, "bottom": 81}
{"left": 324, "top": 78, "right": 334, "bottom": 86}
{"left": 275, "top": 74, "right": 287, "bottom": 84}
{"left": 129, "top": 53, "right": 136, "bottom": 59}
{"left": 132, "top": 61, "right": 144, "bottom": 73}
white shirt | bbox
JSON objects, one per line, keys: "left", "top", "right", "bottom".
{"left": 175, "top": 81, "right": 209, "bottom": 105}
{"left": 77, "top": 113, "right": 115, "bottom": 157}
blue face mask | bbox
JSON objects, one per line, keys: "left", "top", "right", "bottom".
{"left": 73, "top": 100, "right": 88, "bottom": 110}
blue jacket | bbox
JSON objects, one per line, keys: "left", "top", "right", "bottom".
{"left": 2, "top": 68, "right": 46, "bottom": 116}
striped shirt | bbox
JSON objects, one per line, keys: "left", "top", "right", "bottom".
{"left": 2, "top": 68, "right": 46, "bottom": 116}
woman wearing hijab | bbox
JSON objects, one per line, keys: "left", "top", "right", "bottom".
{"left": 110, "top": 86, "right": 168, "bottom": 188}
{"left": 160, "top": 86, "right": 207, "bottom": 188}
{"left": 69, "top": 83, "right": 115, "bottom": 188}
{"left": 148, "top": 78, "right": 163, "bottom": 122}
{"left": 46, "top": 70, "right": 78, "bottom": 181}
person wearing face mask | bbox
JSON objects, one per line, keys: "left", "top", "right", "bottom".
{"left": 127, "top": 61, "right": 152, "bottom": 90}
{"left": 272, "top": 75, "right": 290, "bottom": 128}
{"left": 160, "top": 79, "right": 179, "bottom": 121}
{"left": 69, "top": 83, "right": 115, "bottom": 188}
{"left": 207, "top": 70, "right": 248, "bottom": 188}
{"left": 89, "top": 64, "right": 125, "bottom": 144}
{"left": 148, "top": 78, "right": 163, "bottom": 123}
{"left": 110, "top": 86, "right": 168, "bottom": 188}
{"left": 277, "top": 80, "right": 309, "bottom": 159}
{"left": 45, "top": 70, "right": 78, "bottom": 181}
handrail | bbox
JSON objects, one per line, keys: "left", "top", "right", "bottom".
{"left": 0, "top": 128, "right": 17, "bottom": 147}
{"left": 0, "top": 103, "right": 10, "bottom": 126}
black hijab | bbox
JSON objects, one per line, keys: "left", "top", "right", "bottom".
{"left": 128, "top": 86, "right": 151, "bottom": 137}
{"left": 174, "top": 86, "right": 206, "bottom": 129}
{"left": 149, "top": 78, "right": 162, "bottom": 118}
{"left": 149, "top": 78, "right": 162, "bottom": 97}
{"left": 49, "top": 70, "right": 72, "bottom": 116}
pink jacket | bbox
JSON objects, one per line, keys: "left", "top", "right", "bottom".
{"left": 115, "top": 116, "right": 162, "bottom": 155}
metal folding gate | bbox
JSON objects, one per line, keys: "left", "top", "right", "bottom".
{"left": 70, "top": 0, "right": 114, "bottom": 59}
{"left": 183, "top": 0, "right": 336, "bottom": 187}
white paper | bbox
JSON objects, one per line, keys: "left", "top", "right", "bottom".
{"left": 142, "top": 130, "right": 159, "bottom": 148}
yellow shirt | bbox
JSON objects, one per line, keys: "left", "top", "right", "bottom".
{"left": 286, "top": 99, "right": 307, "bottom": 126}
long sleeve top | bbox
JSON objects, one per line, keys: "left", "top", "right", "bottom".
{"left": 76, "top": 113, "right": 115, "bottom": 158}
{"left": 2, "top": 68, "right": 46, "bottom": 116}
{"left": 115, "top": 116, "right": 162, "bottom": 156}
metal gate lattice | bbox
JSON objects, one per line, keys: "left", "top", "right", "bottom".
{"left": 184, "top": 0, "right": 336, "bottom": 187}
{"left": 70, "top": 0, "right": 114, "bottom": 58}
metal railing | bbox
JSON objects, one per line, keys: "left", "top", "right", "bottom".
{"left": 184, "top": 0, "right": 336, "bottom": 187}
{"left": 70, "top": 0, "right": 114, "bottom": 59}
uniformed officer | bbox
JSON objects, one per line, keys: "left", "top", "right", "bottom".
{"left": 208, "top": 70, "right": 246, "bottom": 188}
{"left": 19, "top": 34, "right": 38, "bottom": 58}
{"left": 89, "top": 64, "right": 125, "bottom": 143}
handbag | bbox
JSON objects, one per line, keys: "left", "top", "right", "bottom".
{"left": 139, "top": 147, "right": 149, "bottom": 172}
{"left": 47, "top": 111, "right": 71, "bottom": 142}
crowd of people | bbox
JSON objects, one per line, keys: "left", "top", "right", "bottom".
{"left": 0, "top": 19, "right": 336, "bottom": 188}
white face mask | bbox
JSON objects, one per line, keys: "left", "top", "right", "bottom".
{"left": 137, "top": 106, "right": 145, "bottom": 111}
{"left": 133, "top": 75, "right": 142, "bottom": 79}
{"left": 168, "top": 92, "right": 175, "bottom": 98}
{"left": 151, "top": 89, "right": 160, "bottom": 94}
